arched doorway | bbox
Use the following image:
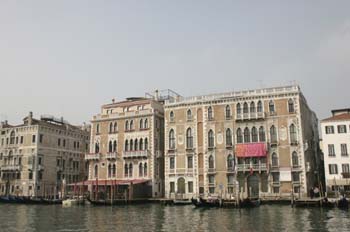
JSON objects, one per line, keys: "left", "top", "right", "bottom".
{"left": 177, "top": 177, "right": 186, "bottom": 194}
{"left": 247, "top": 175, "right": 259, "bottom": 199}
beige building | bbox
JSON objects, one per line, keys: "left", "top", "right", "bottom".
{"left": 86, "top": 94, "right": 169, "bottom": 199}
{"left": 0, "top": 112, "right": 90, "bottom": 198}
{"left": 164, "top": 85, "right": 320, "bottom": 199}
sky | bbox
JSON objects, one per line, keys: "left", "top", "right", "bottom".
{"left": 0, "top": 1, "right": 350, "bottom": 125}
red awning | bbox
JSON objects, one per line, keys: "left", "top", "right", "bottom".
{"left": 235, "top": 143, "right": 267, "bottom": 158}
{"left": 68, "top": 179, "right": 150, "bottom": 186}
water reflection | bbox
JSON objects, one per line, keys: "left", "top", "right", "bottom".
{"left": 0, "top": 204, "right": 350, "bottom": 232}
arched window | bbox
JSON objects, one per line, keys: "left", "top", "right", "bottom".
{"left": 236, "top": 103, "right": 241, "bottom": 115}
{"left": 130, "top": 140, "right": 134, "bottom": 151}
{"left": 144, "top": 119, "right": 148, "bottom": 129}
{"left": 95, "top": 142, "right": 100, "bottom": 153}
{"left": 226, "top": 128, "right": 232, "bottom": 146}
{"left": 187, "top": 109, "right": 192, "bottom": 121}
{"left": 259, "top": 126, "right": 266, "bottom": 142}
{"left": 139, "top": 138, "right": 143, "bottom": 150}
{"left": 186, "top": 128, "right": 193, "bottom": 149}
{"left": 108, "top": 164, "right": 112, "bottom": 178}
{"left": 113, "top": 141, "right": 117, "bottom": 152}
{"left": 269, "top": 100, "right": 275, "bottom": 113}
{"left": 236, "top": 128, "right": 243, "bottom": 143}
{"left": 125, "top": 121, "right": 129, "bottom": 131}
{"left": 227, "top": 154, "right": 234, "bottom": 169}
{"left": 257, "top": 101, "right": 263, "bottom": 113}
{"left": 292, "top": 152, "right": 299, "bottom": 167}
{"left": 109, "top": 122, "right": 113, "bottom": 133}
{"left": 94, "top": 164, "right": 98, "bottom": 178}
{"left": 129, "top": 163, "right": 133, "bottom": 177}
{"left": 113, "top": 122, "right": 117, "bottom": 132}
{"left": 112, "top": 164, "right": 116, "bottom": 177}
{"left": 108, "top": 141, "right": 113, "bottom": 153}
{"left": 169, "top": 129, "right": 175, "bottom": 149}
{"left": 139, "top": 119, "right": 143, "bottom": 129}
{"left": 139, "top": 163, "right": 143, "bottom": 177}
{"left": 243, "top": 102, "right": 249, "bottom": 114}
{"left": 130, "top": 120, "right": 134, "bottom": 130}
{"left": 170, "top": 111, "right": 175, "bottom": 122}
{"left": 250, "top": 102, "right": 256, "bottom": 113}
{"left": 208, "top": 130, "right": 214, "bottom": 148}
{"left": 271, "top": 153, "right": 278, "bottom": 167}
{"left": 208, "top": 106, "right": 213, "bottom": 120}
{"left": 209, "top": 155, "right": 214, "bottom": 169}
{"left": 144, "top": 138, "right": 148, "bottom": 150}
{"left": 225, "top": 105, "right": 231, "bottom": 119}
{"left": 144, "top": 163, "right": 148, "bottom": 177}
{"left": 134, "top": 139, "right": 138, "bottom": 151}
{"left": 96, "top": 124, "right": 100, "bottom": 134}
{"left": 124, "top": 164, "right": 128, "bottom": 177}
{"left": 290, "top": 124, "right": 297, "bottom": 144}
{"left": 244, "top": 127, "right": 250, "bottom": 143}
{"left": 288, "top": 99, "right": 294, "bottom": 113}
{"left": 125, "top": 140, "right": 129, "bottom": 151}
{"left": 270, "top": 125, "right": 277, "bottom": 143}
{"left": 251, "top": 127, "right": 258, "bottom": 142}
{"left": 10, "top": 131, "right": 15, "bottom": 144}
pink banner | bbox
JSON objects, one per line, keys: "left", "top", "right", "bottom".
{"left": 235, "top": 143, "right": 267, "bottom": 157}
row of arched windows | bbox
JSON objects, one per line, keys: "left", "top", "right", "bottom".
{"left": 236, "top": 127, "right": 266, "bottom": 143}
{"left": 138, "top": 163, "right": 148, "bottom": 177}
{"left": 208, "top": 154, "right": 235, "bottom": 169}
{"left": 125, "top": 118, "right": 149, "bottom": 131}
{"left": 93, "top": 162, "right": 149, "bottom": 179}
{"left": 108, "top": 140, "right": 117, "bottom": 153}
{"left": 237, "top": 101, "right": 263, "bottom": 115}
{"left": 107, "top": 164, "right": 116, "bottom": 178}
{"left": 125, "top": 138, "right": 148, "bottom": 151}
{"left": 271, "top": 151, "right": 299, "bottom": 167}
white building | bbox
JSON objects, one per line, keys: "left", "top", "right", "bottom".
{"left": 321, "top": 109, "right": 350, "bottom": 192}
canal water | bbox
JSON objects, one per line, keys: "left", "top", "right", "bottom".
{"left": 0, "top": 204, "right": 350, "bottom": 232}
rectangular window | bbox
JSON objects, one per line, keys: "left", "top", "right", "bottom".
{"left": 58, "top": 139, "right": 61, "bottom": 146}
{"left": 188, "top": 181, "right": 193, "bottom": 193}
{"left": 29, "top": 172, "right": 33, "bottom": 180}
{"left": 341, "top": 144, "right": 348, "bottom": 156}
{"left": 20, "top": 136, "right": 24, "bottom": 144}
{"left": 325, "top": 126, "right": 335, "bottom": 134}
{"left": 170, "top": 182, "right": 175, "bottom": 193}
{"left": 169, "top": 157, "right": 175, "bottom": 169}
{"left": 338, "top": 125, "right": 347, "bottom": 134}
{"left": 209, "top": 175, "right": 215, "bottom": 184}
{"left": 32, "top": 135, "right": 36, "bottom": 143}
{"left": 38, "top": 157, "right": 42, "bottom": 165}
{"left": 39, "top": 134, "right": 43, "bottom": 143}
{"left": 273, "top": 187, "right": 280, "bottom": 194}
{"left": 342, "top": 164, "right": 350, "bottom": 174}
{"left": 329, "top": 164, "right": 338, "bottom": 174}
{"left": 328, "top": 144, "right": 335, "bottom": 157}
{"left": 209, "top": 187, "right": 215, "bottom": 194}
{"left": 272, "top": 173, "right": 280, "bottom": 183}
{"left": 187, "top": 156, "right": 193, "bottom": 169}
{"left": 292, "top": 172, "right": 300, "bottom": 182}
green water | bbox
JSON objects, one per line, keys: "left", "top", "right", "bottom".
{"left": 0, "top": 204, "right": 349, "bottom": 232}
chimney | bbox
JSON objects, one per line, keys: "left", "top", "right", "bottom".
{"left": 112, "top": 98, "right": 115, "bottom": 103}
{"left": 155, "top": 90, "right": 159, "bottom": 101}
{"left": 28, "top": 112, "right": 33, "bottom": 125}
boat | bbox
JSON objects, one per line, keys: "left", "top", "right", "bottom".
{"left": 239, "top": 198, "right": 261, "bottom": 208}
{"left": 337, "top": 197, "right": 349, "bottom": 210}
{"left": 0, "top": 196, "right": 62, "bottom": 205}
{"left": 62, "top": 197, "right": 85, "bottom": 207}
{"left": 172, "top": 199, "right": 192, "bottom": 206}
{"left": 191, "top": 197, "right": 222, "bottom": 208}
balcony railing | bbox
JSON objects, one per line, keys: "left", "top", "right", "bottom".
{"left": 106, "top": 152, "right": 118, "bottom": 160}
{"left": 1, "top": 164, "right": 22, "bottom": 171}
{"left": 237, "top": 163, "right": 267, "bottom": 172}
{"left": 207, "top": 168, "right": 216, "bottom": 174}
{"left": 85, "top": 153, "right": 101, "bottom": 160}
{"left": 235, "top": 112, "right": 266, "bottom": 121}
{"left": 122, "top": 150, "right": 149, "bottom": 159}
{"left": 227, "top": 167, "right": 235, "bottom": 173}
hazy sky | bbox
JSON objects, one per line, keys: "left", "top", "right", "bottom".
{"left": 1, "top": 1, "right": 350, "bottom": 125}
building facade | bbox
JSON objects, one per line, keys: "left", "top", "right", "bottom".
{"left": 0, "top": 112, "right": 90, "bottom": 198}
{"left": 164, "top": 85, "right": 320, "bottom": 199}
{"left": 86, "top": 97, "right": 165, "bottom": 199}
{"left": 321, "top": 109, "right": 350, "bottom": 193}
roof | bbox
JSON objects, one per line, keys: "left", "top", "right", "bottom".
{"left": 102, "top": 98, "right": 152, "bottom": 109}
{"left": 322, "top": 113, "right": 350, "bottom": 122}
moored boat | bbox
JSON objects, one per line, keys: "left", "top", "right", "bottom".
{"left": 239, "top": 198, "right": 261, "bottom": 208}
{"left": 173, "top": 199, "right": 192, "bottom": 206}
{"left": 191, "top": 197, "right": 221, "bottom": 208}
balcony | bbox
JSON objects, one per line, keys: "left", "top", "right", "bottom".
{"left": 85, "top": 153, "right": 101, "bottom": 161}
{"left": 106, "top": 152, "right": 118, "bottom": 160}
{"left": 292, "top": 165, "right": 302, "bottom": 171}
{"left": 236, "top": 163, "right": 267, "bottom": 172}
{"left": 272, "top": 181, "right": 280, "bottom": 186}
{"left": 235, "top": 112, "right": 265, "bottom": 122}
{"left": 227, "top": 167, "right": 235, "bottom": 173}
{"left": 56, "top": 166, "right": 63, "bottom": 172}
{"left": 122, "top": 150, "right": 149, "bottom": 159}
{"left": 1, "top": 164, "right": 22, "bottom": 171}
{"left": 207, "top": 168, "right": 216, "bottom": 174}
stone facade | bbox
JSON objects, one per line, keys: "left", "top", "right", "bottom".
{"left": 0, "top": 112, "right": 90, "bottom": 198}
{"left": 87, "top": 97, "right": 165, "bottom": 198}
{"left": 164, "top": 85, "right": 320, "bottom": 199}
